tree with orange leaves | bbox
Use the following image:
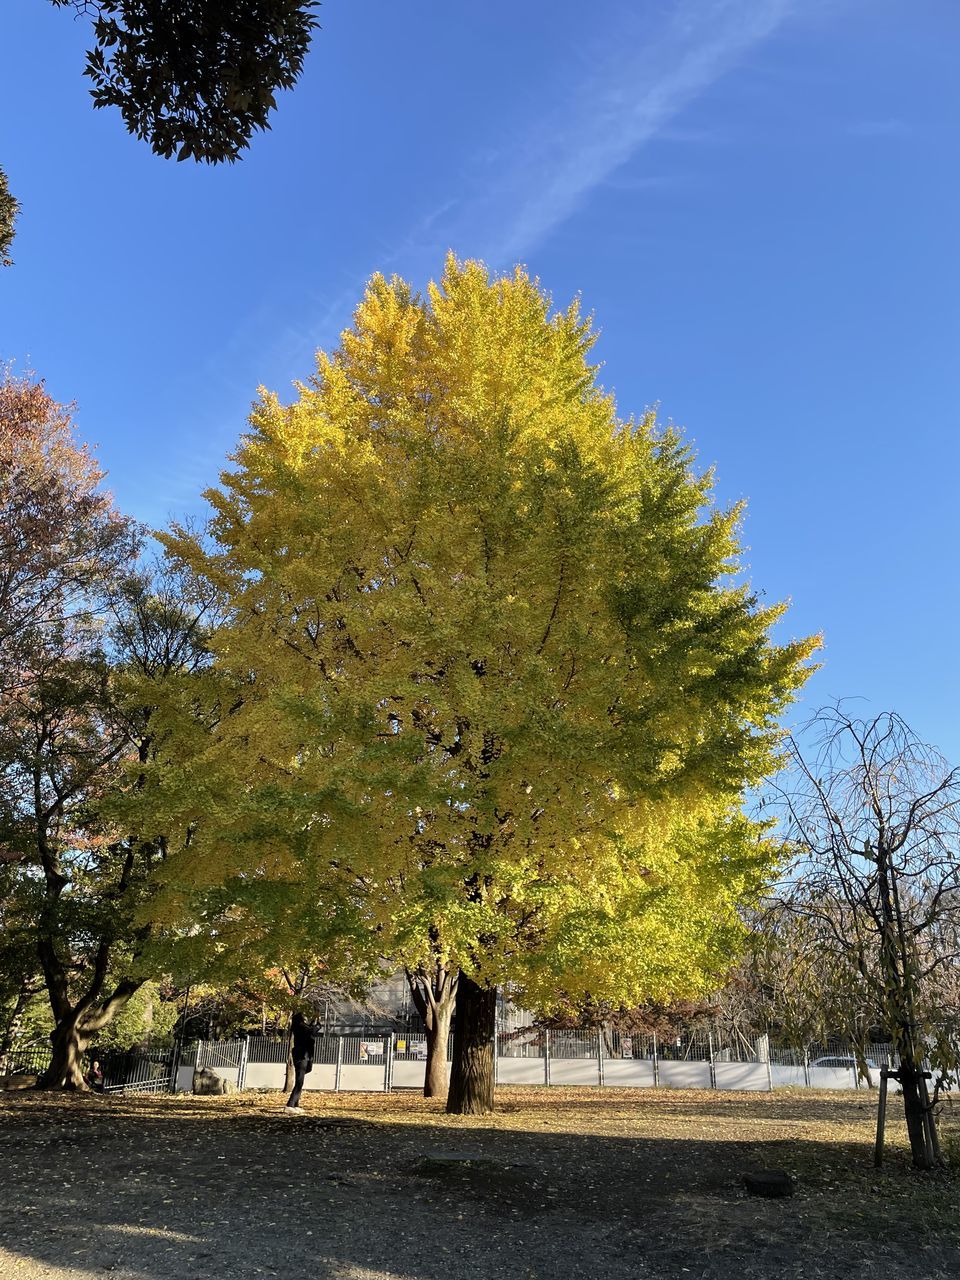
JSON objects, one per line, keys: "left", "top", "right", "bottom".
{"left": 0, "top": 372, "right": 135, "bottom": 692}
{"left": 0, "top": 373, "right": 217, "bottom": 1086}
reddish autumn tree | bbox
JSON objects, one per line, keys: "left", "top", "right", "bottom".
{"left": 0, "top": 372, "right": 135, "bottom": 693}
{"left": 0, "top": 376, "right": 221, "bottom": 1086}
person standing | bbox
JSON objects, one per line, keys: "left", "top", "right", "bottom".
{"left": 285, "top": 1013, "right": 313, "bottom": 1113}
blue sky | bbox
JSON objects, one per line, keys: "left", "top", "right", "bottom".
{"left": 2, "top": 0, "right": 958, "bottom": 759}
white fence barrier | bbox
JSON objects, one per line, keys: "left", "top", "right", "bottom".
{"left": 770, "top": 1064, "right": 807, "bottom": 1088}
{"left": 178, "top": 1034, "right": 923, "bottom": 1096}
{"left": 392, "top": 1060, "right": 449, "bottom": 1088}
{"left": 714, "top": 1062, "right": 770, "bottom": 1091}
{"left": 549, "top": 1059, "right": 600, "bottom": 1086}
{"left": 808, "top": 1065, "right": 858, "bottom": 1090}
{"left": 658, "top": 1061, "right": 713, "bottom": 1090}
{"left": 602, "top": 1059, "right": 656, "bottom": 1088}
{"left": 497, "top": 1059, "right": 547, "bottom": 1085}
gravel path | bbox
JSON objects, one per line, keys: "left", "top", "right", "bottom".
{"left": 1, "top": 1088, "right": 957, "bottom": 1279}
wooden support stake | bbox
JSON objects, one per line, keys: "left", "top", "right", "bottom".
{"left": 874, "top": 1068, "right": 890, "bottom": 1167}
{"left": 918, "top": 1070, "right": 941, "bottom": 1166}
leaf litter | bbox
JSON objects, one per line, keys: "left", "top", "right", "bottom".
{"left": 0, "top": 1087, "right": 958, "bottom": 1279}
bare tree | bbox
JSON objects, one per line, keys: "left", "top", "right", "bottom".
{"left": 773, "top": 706, "right": 960, "bottom": 1169}
{"left": 747, "top": 903, "right": 880, "bottom": 1059}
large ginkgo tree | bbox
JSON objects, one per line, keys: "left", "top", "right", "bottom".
{"left": 153, "top": 257, "right": 817, "bottom": 1113}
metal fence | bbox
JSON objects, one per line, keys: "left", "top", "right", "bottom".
{"left": 9, "top": 1032, "right": 951, "bottom": 1097}
{"left": 765, "top": 1041, "right": 915, "bottom": 1091}
{"left": 101, "top": 1046, "right": 176, "bottom": 1094}
{"left": 770, "top": 1040, "right": 895, "bottom": 1068}
{"left": 186, "top": 1029, "right": 777, "bottom": 1093}
{"left": 0, "top": 1042, "right": 52, "bottom": 1078}
{"left": 1, "top": 1041, "right": 176, "bottom": 1093}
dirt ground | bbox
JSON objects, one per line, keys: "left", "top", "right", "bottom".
{"left": 1, "top": 1087, "right": 958, "bottom": 1280}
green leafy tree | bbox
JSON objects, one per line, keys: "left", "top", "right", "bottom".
{"left": 2, "top": 2, "right": 319, "bottom": 264}
{"left": 152, "top": 257, "right": 817, "bottom": 1113}
{"left": 95, "top": 980, "right": 178, "bottom": 1050}
{"left": 0, "top": 561, "right": 217, "bottom": 1088}
{"left": 160, "top": 872, "right": 383, "bottom": 1087}
{"left": 0, "top": 168, "right": 18, "bottom": 267}
{"left": 0, "top": 859, "right": 46, "bottom": 1061}
{"left": 51, "top": 0, "right": 319, "bottom": 162}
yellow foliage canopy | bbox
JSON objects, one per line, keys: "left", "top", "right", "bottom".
{"left": 154, "top": 257, "right": 817, "bottom": 1011}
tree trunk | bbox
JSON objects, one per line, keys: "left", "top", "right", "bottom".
{"left": 283, "top": 1013, "right": 296, "bottom": 1093}
{"left": 879, "top": 852, "right": 940, "bottom": 1168}
{"left": 853, "top": 1039, "right": 875, "bottom": 1089}
{"left": 900, "top": 1060, "right": 936, "bottom": 1170}
{"left": 919, "top": 1070, "right": 942, "bottom": 1165}
{"left": 425, "top": 996, "right": 454, "bottom": 1098}
{"left": 406, "top": 964, "right": 458, "bottom": 1098}
{"left": 39, "top": 1016, "right": 89, "bottom": 1090}
{"left": 35, "top": 976, "right": 142, "bottom": 1091}
{"left": 446, "top": 973, "right": 496, "bottom": 1115}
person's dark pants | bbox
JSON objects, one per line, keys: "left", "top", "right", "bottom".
{"left": 286, "top": 1058, "right": 309, "bottom": 1108}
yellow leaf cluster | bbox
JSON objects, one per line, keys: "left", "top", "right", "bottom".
{"left": 152, "top": 256, "right": 818, "bottom": 1005}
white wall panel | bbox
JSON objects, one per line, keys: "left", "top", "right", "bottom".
{"left": 658, "top": 1061, "right": 712, "bottom": 1090}
{"left": 602, "top": 1060, "right": 655, "bottom": 1088}
{"left": 338, "top": 1064, "right": 387, "bottom": 1091}
{"left": 550, "top": 1060, "right": 600, "bottom": 1086}
{"left": 714, "top": 1063, "right": 769, "bottom": 1091}
{"left": 497, "top": 1059, "right": 546, "bottom": 1085}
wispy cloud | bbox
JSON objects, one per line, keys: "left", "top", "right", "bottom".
{"left": 412, "top": 0, "right": 797, "bottom": 265}
{"left": 230, "top": 1, "right": 800, "bottom": 370}
{"left": 152, "top": 2, "right": 799, "bottom": 528}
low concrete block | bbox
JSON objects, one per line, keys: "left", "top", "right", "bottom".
{"left": 192, "top": 1066, "right": 236, "bottom": 1095}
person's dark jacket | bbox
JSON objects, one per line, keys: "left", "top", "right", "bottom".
{"left": 291, "top": 1021, "right": 313, "bottom": 1066}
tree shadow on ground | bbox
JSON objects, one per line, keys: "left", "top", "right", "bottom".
{"left": 0, "top": 1092, "right": 956, "bottom": 1280}
{"left": 493, "top": 1088, "right": 882, "bottom": 1124}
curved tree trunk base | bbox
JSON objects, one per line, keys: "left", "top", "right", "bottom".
{"left": 38, "top": 1021, "right": 90, "bottom": 1091}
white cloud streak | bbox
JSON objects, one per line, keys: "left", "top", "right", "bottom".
{"left": 149, "top": 1, "right": 798, "bottom": 528}
{"left": 422, "top": 0, "right": 798, "bottom": 265}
